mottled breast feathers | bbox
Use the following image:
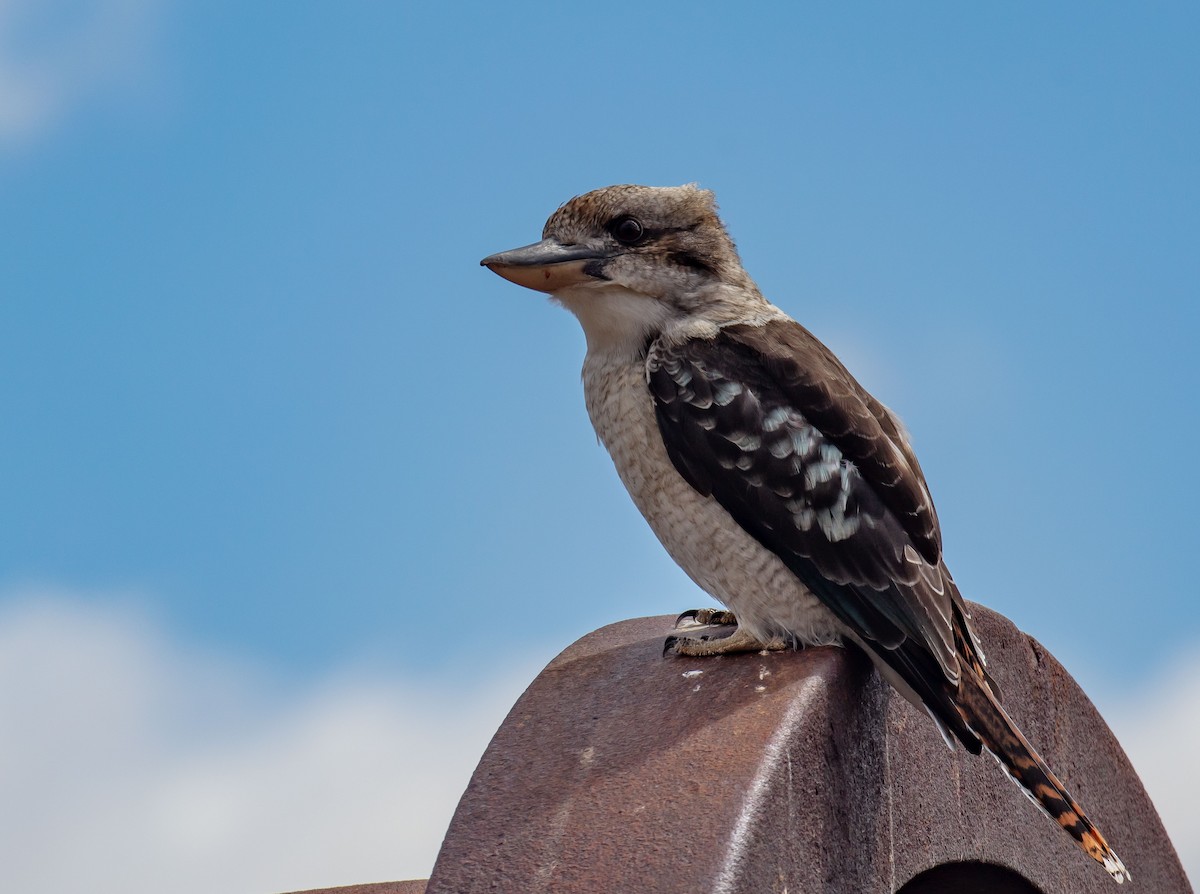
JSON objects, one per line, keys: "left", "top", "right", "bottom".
{"left": 646, "top": 319, "right": 968, "bottom": 701}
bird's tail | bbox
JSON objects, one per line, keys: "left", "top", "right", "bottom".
{"left": 955, "top": 663, "right": 1131, "bottom": 884}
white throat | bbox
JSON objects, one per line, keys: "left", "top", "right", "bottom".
{"left": 552, "top": 283, "right": 678, "bottom": 359}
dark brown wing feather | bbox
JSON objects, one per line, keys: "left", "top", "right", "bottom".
{"left": 727, "top": 320, "right": 942, "bottom": 565}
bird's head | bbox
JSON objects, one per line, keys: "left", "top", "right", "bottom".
{"left": 481, "top": 185, "right": 768, "bottom": 350}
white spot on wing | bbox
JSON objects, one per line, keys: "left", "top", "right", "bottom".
{"left": 762, "top": 407, "right": 791, "bottom": 432}
{"left": 767, "top": 438, "right": 793, "bottom": 459}
{"left": 803, "top": 459, "right": 836, "bottom": 489}
{"left": 816, "top": 464, "right": 861, "bottom": 541}
{"left": 789, "top": 428, "right": 814, "bottom": 457}
{"left": 713, "top": 380, "right": 742, "bottom": 406}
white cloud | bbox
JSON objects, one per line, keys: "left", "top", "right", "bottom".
{"left": 1104, "top": 653, "right": 1200, "bottom": 886}
{"left": 0, "top": 591, "right": 539, "bottom": 894}
{"left": 0, "top": 0, "right": 162, "bottom": 146}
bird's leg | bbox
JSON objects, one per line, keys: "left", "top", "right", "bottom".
{"left": 664, "top": 611, "right": 789, "bottom": 657}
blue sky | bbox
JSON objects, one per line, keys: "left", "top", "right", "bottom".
{"left": 1, "top": 2, "right": 1198, "bottom": 891}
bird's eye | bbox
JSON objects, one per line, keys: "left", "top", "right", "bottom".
{"left": 610, "top": 216, "right": 645, "bottom": 245}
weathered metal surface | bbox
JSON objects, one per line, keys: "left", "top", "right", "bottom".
{"left": 425, "top": 606, "right": 1190, "bottom": 894}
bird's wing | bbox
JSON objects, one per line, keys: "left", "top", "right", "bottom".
{"left": 647, "top": 319, "right": 972, "bottom": 718}
{"left": 728, "top": 320, "right": 941, "bottom": 564}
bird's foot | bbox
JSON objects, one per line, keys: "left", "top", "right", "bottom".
{"left": 664, "top": 615, "right": 789, "bottom": 657}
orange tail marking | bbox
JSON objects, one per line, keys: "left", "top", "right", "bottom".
{"left": 955, "top": 662, "right": 1130, "bottom": 884}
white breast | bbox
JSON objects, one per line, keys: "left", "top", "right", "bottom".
{"left": 580, "top": 351, "right": 843, "bottom": 647}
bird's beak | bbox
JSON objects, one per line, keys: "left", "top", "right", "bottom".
{"left": 480, "top": 239, "right": 607, "bottom": 293}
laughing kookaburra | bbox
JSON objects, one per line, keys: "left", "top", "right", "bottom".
{"left": 480, "top": 183, "right": 1129, "bottom": 883}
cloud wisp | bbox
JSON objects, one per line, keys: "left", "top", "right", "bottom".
{"left": 1104, "top": 654, "right": 1200, "bottom": 886}
{"left": 0, "top": 592, "right": 538, "bottom": 894}
{"left": 0, "top": 0, "right": 162, "bottom": 147}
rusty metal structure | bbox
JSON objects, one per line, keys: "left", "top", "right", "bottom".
{"left": 292, "top": 606, "right": 1190, "bottom": 894}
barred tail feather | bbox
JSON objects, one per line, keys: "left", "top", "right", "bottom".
{"left": 956, "top": 667, "right": 1131, "bottom": 884}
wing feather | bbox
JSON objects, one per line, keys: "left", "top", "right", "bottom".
{"left": 727, "top": 320, "right": 942, "bottom": 565}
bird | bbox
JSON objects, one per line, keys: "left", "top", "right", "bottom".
{"left": 480, "top": 183, "right": 1130, "bottom": 883}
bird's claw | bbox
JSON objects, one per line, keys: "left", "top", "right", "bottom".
{"left": 674, "top": 608, "right": 738, "bottom": 629}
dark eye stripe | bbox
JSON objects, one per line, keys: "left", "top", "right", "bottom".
{"left": 669, "top": 250, "right": 715, "bottom": 274}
